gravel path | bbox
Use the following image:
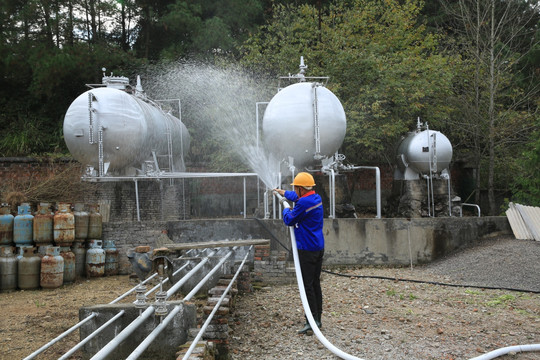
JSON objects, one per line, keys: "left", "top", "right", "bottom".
{"left": 229, "top": 237, "right": 540, "bottom": 359}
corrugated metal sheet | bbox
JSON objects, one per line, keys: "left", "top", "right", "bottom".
{"left": 506, "top": 202, "right": 540, "bottom": 241}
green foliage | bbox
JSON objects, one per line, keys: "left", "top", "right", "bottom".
{"left": 510, "top": 122, "right": 540, "bottom": 206}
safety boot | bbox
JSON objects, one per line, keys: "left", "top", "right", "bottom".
{"left": 297, "top": 321, "right": 312, "bottom": 335}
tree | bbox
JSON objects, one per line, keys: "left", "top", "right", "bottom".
{"left": 443, "top": 0, "right": 540, "bottom": 214}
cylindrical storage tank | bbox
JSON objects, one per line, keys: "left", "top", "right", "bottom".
{"left": 396, "top": 129, "right": 453, "bottom": 176}
{"left": 33, "top": 203, "right": 53, "bottom": 246}
{"left": 87, "top": 205, "right": 102, "bottom": 240}
{"left": 0, "top": 204, "right": 14, "bottom": 246}
{"left": 72, "top": 241, "right": 86, "bottom": 278}
{"left": 40, "top": 246, "right": 64, "bottom": 289}
{"left": 0, "top": 246, "right": 17, "bottom": 292}
{"left": 18, "top": 247, "right": 41, "bottom": 290}
{"left": 103, "top": 240, "right": 119, "bottom": 276}
{"left": 86, "top": 239, "right": 105, "bottom": 277}
{"left": 54, "top": 203, "right": 75, "bottom": 247}
{"left": 263, "top": 82, "right": 347, "bottom": 169}
{"left": 59, "top": 246, "right": 76, "bottom": 284}
{"left": 63, "top": 86, "right": 190, "bottom": 175}
{"left": 14, "top": 203, "right": 33, "bottom": 246}
{"left": 73, "top": 203, "right": 89, "bottom": 239}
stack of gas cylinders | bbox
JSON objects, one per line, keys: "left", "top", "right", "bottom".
{"left": 0, "top": 202, "right": 118, "bottom": 292}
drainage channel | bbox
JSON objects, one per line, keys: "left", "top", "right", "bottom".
{"left": 22, "top": 243, "right": 258, "bottom": 360}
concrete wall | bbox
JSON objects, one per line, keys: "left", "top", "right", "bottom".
{"left": 103, "top": 216, "right": 512, "bottom": 274}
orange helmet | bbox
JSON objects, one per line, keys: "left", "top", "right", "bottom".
{"left": 290, "top": 172, "right": 316, "bottom": 187}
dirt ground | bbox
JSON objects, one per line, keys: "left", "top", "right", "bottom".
{"left": 1, "top": 237, "right": 539, "bottom": 360}
{"left": 0, "top": 275, "right": 135, "bottom": 360}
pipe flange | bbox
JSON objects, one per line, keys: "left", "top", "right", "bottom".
{"left": 154, "top": 291, "right": 168, "bottom": 317}
{"left": 134, "top": 284, "right": 147, "bottom": 309}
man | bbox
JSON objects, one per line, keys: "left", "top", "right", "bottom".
{"left": 274, "top": 172, "right": 325, "bottom": 335}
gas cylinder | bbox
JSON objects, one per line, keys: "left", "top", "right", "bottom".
{"left": 73, "top": 203, "right": 89, "bottom": 240}
{"left": 33, "top": 203, "right": 53, "bottom": 246}
{"left": 60, "top": 246, "right": 76, "bottom": 284}
{"left": 18, "top": 247, "right": 41, "bottom": 290}
{"left": 72, "top": 241, "right": 86, "bottom": 278}
{"left": 0, "top": 204, "right": 14, "bottom": 246}
{"left": 88, "top": 205, "right": 102, "bottom": 239}
{"left": 53, "top": 203, "right": 75, "bottom": 247}
{"left": 14, "top": 203, "right": 33, "bottom": 246}
{"left": 40, "top": 246, "right": 64, "bottom": 289}
{"left": 86, "top": 240, "right": 105, "bottom": 277}
{"left": 0, "top": 246, "right": 18, "bottom": 292}
{"left": 103, "top": 240, "right": 119, "bottom": 276}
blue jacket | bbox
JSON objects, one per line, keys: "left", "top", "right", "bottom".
{"left": 282, "top": 190, "right": 325, "bottom": 251}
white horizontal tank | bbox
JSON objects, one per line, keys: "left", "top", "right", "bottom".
{"left": 262, "top": 82, "right": 346, "bottom": 169}
{"left": 63, "top": 76, "right": 190, "bottom": 176}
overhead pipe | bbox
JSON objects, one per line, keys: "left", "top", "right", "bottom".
{"left": 181, "top": 246, "right": 252, "bottom": 360}
{"left": 91, "top": 249, "right": 218, "bottom": 360}
{"left": 274, "top": 191, "right": 365, "bottom": 360}
{"left": 125, "top": 248, "right": 237, "bottom": 359}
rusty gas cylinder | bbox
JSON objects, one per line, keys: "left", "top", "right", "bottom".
{"left": 33, "top": 203, "right": 53, "bottom": 246}
{"left": 60, "top": 246, "right": 76, "bottom": 284}
{"left": 53, "top": 203, "right": 75, "bottom": 247}
{"left": 73, "top": 203, "right": 89, "bottom": 240}
{"left": 40, "top": 246, "right": 64, "bottom": 289}
{"left": 87, "top": 205, "right": 102, "bottom": 239}
{"left": 86, "top": 239, "right": 105, "bottom": 277}
{"left": 0, "top": 204, "right": 14, "bottom": 246}
{"left": 103, "top": 240, "right": 119, "bottom": 276}
{"left": 0, "top": 246, "right": 17, "bottom": 292}
{"left": 72, "top": 241, "right": 86, "bottom": 278}
{"left": 18, "top": 246, "right": 41, "bottom": 290}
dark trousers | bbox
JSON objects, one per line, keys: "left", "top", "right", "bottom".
{"left": 298, "top": 249, "right": 324, "bottom": 319}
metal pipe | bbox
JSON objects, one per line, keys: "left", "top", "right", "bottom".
{"left": 166, "top": 249, "right": 218, "bottom": 299}
{"left": 183, "top": 248, "right": 235, "bottom": 301}
{"left": 125, "top": 304, "right": 183, "bottom": 360}
{"left": 110, "top": 272, "right": 158, "bottom": 304}
{"left": 243, "top": 177, "right": 247, "bottom": 218}
{"left": 134, "top": 179, "right": 140, "bottom": 222}
{"left": 58, "top": 311, "right": 125, "bottom": 360}
{"left": 329, "top": 169, "right": 336, "bottom": 218}
{"left": 125, "top": 248, "right": 236, "bottom": 360}
{"left": 91, "top": 250, "right": 216, "bottom": 360}
{"left": 90, "top": 307, "right": 155, "bottom": 360}
{"left": 348, "top": 166, "right": 381, "bottom": 218}
{"left": 460, "top": 203, "right": 481, "bottom": 217}
{"left": 447, "top": 175, "right": 452, "bottom": 216}
{"left": 181, "top": 246, "right": 252, "bottom": 360}
{"left": 273, "top": 191, "right": 365, "bottom": 360}
{"left": 23, "top": 313, "right": 97, "bottom": 360}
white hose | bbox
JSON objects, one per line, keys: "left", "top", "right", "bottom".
{"left": 468, "top": 344, "right": 540, "bottom": 360}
